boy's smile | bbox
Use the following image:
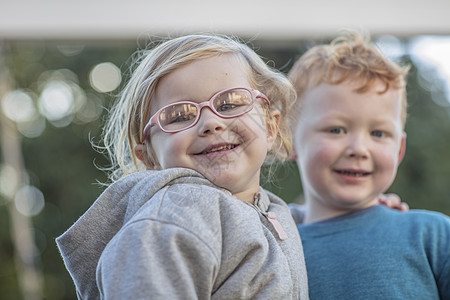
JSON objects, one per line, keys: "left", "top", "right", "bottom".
{"left": 294, "top": 80, "right": 406, "bottom": 223}
{"left": 334, "top": 168, "right": 373, "bottom": 183}
{"left": 146, "top": 54, "right": 277, "bottom": 202}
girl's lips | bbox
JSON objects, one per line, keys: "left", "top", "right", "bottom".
{"left": 195, "top": 143, "right": 239, "bottom": 155}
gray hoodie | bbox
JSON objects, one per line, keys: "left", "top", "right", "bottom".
{"left": 56, "top": 168, "right": 308, "bottom": 299}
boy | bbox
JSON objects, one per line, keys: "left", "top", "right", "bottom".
{"left": 288, "top": 32, "right": 450, "bottom": 299}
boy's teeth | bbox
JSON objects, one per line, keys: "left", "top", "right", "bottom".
{"left": 338, "top": 170, "right": 368, "bottom": 177}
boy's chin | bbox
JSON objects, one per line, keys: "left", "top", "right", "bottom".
{"left": 332, "top": 197, "right": 380, "bottom": 211}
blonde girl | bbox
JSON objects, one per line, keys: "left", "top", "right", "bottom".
{"left": 57, "top": 34, "right": 308, "bottom": 299}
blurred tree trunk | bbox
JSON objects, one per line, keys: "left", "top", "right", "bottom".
{"left": 0, "top": 44, "right": 43, "bottom": 300}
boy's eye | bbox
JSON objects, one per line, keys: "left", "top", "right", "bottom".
{"left": 330, "top": 128, "right": 344, "bottom": 134}
{"left": 371, "top": 130, "right": 385, "bottom": 138}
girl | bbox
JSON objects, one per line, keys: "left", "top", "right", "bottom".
{"left": 56, "top": 34, "right": 309, "bottom": 299}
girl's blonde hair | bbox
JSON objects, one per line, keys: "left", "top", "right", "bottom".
{"left": 102, "top": 34, "right": 295, "bottom": 182}
{"left": 288, "top": 31, "right": 410, "bottom": 129}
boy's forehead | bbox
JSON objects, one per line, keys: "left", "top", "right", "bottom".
{"left": 303, "top": 79, "right": 398, "bottom": 100}
{"left": 292, "top": 77, "right": 406, "bottom": 129}
{"left": 300, "top": 80, "right": 404, "bottom": 116}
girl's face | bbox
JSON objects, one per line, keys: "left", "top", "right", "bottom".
{"left": 141, "top": 54, "right": 279, "bottom": 202}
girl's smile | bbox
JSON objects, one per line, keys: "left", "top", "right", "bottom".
{"left": 195, "top": 143, "right": 239, "bottom": 156}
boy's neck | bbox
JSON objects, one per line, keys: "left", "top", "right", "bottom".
{"left": 303, "top": 198, "right": 379, "bottom": 224}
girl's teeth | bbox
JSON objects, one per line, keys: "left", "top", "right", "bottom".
{"left": 203, "top": 145, "right": 234, "bottom": 154}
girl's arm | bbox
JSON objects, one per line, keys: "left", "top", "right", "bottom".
{"left": 96, "top": 219, "right": 218, "bottom": 299}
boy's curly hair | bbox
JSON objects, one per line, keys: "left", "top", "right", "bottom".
{"left": 288, "top": 31, "right": 410, "bottom": 129}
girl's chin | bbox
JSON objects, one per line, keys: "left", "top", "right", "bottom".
{"left": 193, "top": 163, "right": 237, "bottom": 180}
{"left": 206, "top": 174, "right": 237, "bottom": 188}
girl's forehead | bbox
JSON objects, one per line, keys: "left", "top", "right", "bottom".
{"left": 151, "top": 55, "right": 252, "bottom": 109}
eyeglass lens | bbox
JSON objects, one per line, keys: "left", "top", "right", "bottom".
{"left": 158, "top": 89, "right": 254, "bottom": 131}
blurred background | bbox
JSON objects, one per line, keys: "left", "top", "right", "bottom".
{"left": 1, "top": 0, "right": 450, "bottom": 299}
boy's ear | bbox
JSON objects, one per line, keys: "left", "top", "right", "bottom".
{"left": 266, "top": 109, "right": 281, "bottom": 151}
{"left": 135, "top": 144, "right": 157, "bottom": 170}
{"left": 398, "top": 132, "right": 407, "bottom": 164}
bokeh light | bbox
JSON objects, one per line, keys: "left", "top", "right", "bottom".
{"left": 376, "top": 35, "right": 450, "bottom": 108}
{"left": 0, "top": 164, "right": 20, "bottom": 199}
{"left": 410, "top": 36, "right": 450, "bottom": 105}
{"left": 89, "top": 62, "right": 121, "bottom": 93}
{"left": 2, "top": 90, "right": 37, "bottom": 122}
{"left": 14, "top": 185, "right": 45, "bottom": 217}
{"left": 56, "top": 44, "right": 85, "bottom": 56}
{"left": 38, "top": 80, "right": 74, "bottom": 122}
{"left": 17, "top": 116, "right": 47, "bottom": 138}
{"left": 375, "top": 35, "right": 405, "bottom": 60}
{"left": 74, "top": 92, "right": 104, "bottom": 124}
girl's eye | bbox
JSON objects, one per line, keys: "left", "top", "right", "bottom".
{"left": 330, "top": 128, "right": 344, "bottom": 134}
{"left": 371, "top": 130, "right": 385, "bottom": 138}
{"left": 168, "top": 112, "right": 196, "bottom": 124}
{"left": 217, "top": 103, "right": 238, "bottom": 112}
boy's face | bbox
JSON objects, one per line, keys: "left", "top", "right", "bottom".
{"left": 141, "top": 54, "right": 278, "bottom": 202}
{"left": 294, "top": 80, "right": 406, "bottom": 222}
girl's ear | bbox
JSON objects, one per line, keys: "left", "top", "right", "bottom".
{"left": 288, "top": 152, "right": 298, "bottom": 161}
{"left": 135, "top": 144, "right": 157, "bottom": 170}
{"left": 266, "top": 109, "right": 281, "bottom": 151}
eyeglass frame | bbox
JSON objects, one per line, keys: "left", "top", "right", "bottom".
{"left": 142, "top": 87, "right": 271, "bottom": 137}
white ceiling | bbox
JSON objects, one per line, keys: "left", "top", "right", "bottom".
{"left": 1, "top": 0, "right": 450, "bottom": 40}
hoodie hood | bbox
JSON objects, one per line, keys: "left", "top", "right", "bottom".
{"left": 56, "top": 168, "right": 217, "bottom": 299}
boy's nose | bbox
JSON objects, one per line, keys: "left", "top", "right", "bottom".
{"left": 197, "top": 107, "right": 226, "bottom": 136}
{"left": 345, "top": 134, "right": 369, "bottom": 158}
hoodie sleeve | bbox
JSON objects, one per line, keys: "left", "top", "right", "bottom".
{"left": 96, "top": 218, "right": 220, "bottom": 299}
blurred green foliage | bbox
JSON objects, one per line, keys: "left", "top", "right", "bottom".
{"left": 0, "top": 37, "right": 449, "bottom": 299}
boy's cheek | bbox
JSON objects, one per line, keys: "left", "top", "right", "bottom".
{"left": 300, "top": 148, "right": 333, "bottom": 191}
{"left": 372, "top": 151, "right": 401, "bottom": 185}
{"left": 298, "top": 142, "right": 335, "bottom": 170}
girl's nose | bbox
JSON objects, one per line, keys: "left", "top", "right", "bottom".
{"left": 345, "top": 134, "right": 369, "bottom": 158}
{"left": 196, "top": 107, "right": 226, "bottom": 136}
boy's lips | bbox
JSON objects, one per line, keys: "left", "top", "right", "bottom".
{"left": 195, "top": 143, "right": 239, "bottom": 155}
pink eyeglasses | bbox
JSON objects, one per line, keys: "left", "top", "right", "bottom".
{"left": 143, "top": 87, "right": 270, "bottom": 136}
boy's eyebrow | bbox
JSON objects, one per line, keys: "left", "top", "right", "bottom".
{"left": 317, "top": 113, "right": 399, "bottom": 125}
{"left": 312, "top": 111, "right": 349, "bottom": 119}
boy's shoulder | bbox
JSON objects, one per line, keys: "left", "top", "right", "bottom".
{"left": 382, "top": 205, "right": 450, "bottom": 223}
{"left": 383, "top": 206, "right": 450, "bottom": 235}
{"left": 298, "top": 205, "right": 449, "bottom": 235}
{"left": 354, "top": 205, "right": 450, "bottom": 238}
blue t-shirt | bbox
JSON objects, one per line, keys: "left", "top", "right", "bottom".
{"left": 298, "top": 205, "right": 450, "bottom": 299}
